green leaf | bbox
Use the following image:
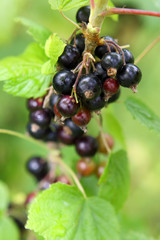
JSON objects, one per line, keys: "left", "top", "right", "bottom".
{"left": 16, "top": 17, "right": 51, "bottom": 47}
{"left": 26, "top": 183, "right": 120, "bottom": 240}
{"left": 0, "top": 181, "right": 9, "bottom": 215}
{"left": 121, "top": 232, "right": 155, "bottom": 240}
{"left": 41, "top": 59, "right": 57, "bottom": 75}
{"left": 0, "top": 217, "right": 20, "bottom": 240}
{"left": 48, "top": 0, "right": 89, "bottom": 11}
{"left": 0, "top": 43, "right": 52, "bottom": 98}
{"left": 98, "top": 150, "right": 130, "bottom": 211}
{"left": 45, "top": 33, "right": 66, "bottom": 60}
{"left": 125, "top": 97, "right": 160, "bottom": 135}
{"left": 102, "top": 109, "right": 126, "bottom": 148}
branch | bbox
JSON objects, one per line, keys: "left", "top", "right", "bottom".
{"left": 90, "top": 0, "right": 95, "bottom": 10}
{"left": 102, "top": 7, "right": 160, "bottom": 18}
{"left": 0, "top": 129, "right": 49, "bottom": 152}
{"left": 135, "top": 36, "right": 160, "bottom": 64}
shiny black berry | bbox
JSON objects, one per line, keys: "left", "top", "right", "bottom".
{"left": 93, "top": 62, "right": 108, "bottom": 82}
{"left": 77, "top": 74, "right": 102, "bottom": 100}
{"left": 75, "top": 135, "right": 98, "bottom": 157}
{"left": 122, "top": 49, "right": 134, "bottom": 64}
{"left": 26, "top": 157, "right": 49, "bottom": 181}
{"left": 76, "top": 6, "right": 90, "bottom": 24}
{"left": 70, "top": 33, "right": 85, "bottom": 53}
{"left": 83, "top": 93, "right": 106, "bottom": 111}
{"left": 49, "top": 93, "right": 61, "bottom": 108}
{"left": 27, "top": 97, "right": 44, "bottom": 112}
{"left": 108, "top": 89, "right": 121, "bottom": 104}
{"left": 117, "top": 64, "right": 142, "bottom": 88}
{"left": 53, "top": 70, "right": 76, "bottom": 95}
{"left": 57, "top": 126, "right": 75, "bottom": 145}
{"left": 64, "top": 118, "right": 84, "bottom": 138}
{"left": 101, "top": 52, "right": 123, "bottom": 72}
{"left": 58, "top": 45, "right": 81, "bottom": 69}
{"left": 30, "top": 108, "right": 52, "bottom": 127}
{"left": 27, "top": 123, "right": 49, "bottom": 139}
{"left": 44, "top": 128, "right": 59, "bottom": 142}
{"left": 57, "top": 96, "right": 79, "bottom": 117}
{"left": 95, "top": 36, "right": 116, "bottom": 59}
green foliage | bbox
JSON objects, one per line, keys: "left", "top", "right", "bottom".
{"left": 0, "top": 217, "right": 20, "bottom": 240}
{"left": 43, "top": 33, "right": 66, "bottom": 75}
{"left": 98, "top": 150, "right": 130, "bottom": 211}
{"left": 0, "top": 181, "right": 9, "bottom": 215}
{"left": 121, "top": 231, "right": 155, "bottom": 240}
{"left": 125, "top": 97, "right": 160, "bottom": 135}
{"left": 48, "top": 0, "right": 89, "bottom": 11}
{"left": 0, "top": 43, "right": 52, "bottom": 98}
{"left": 26, "top": 183, "right": 120, "bottom": 240}
{"left": 16, "top": 17, "right": 51, "bottom": 47}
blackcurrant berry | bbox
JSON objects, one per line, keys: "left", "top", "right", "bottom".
{"left": 108, "top": 89, "right": 121, "bottom": 104}
{"left": 49, "top": 93, "right": 61, "bottom": 108}
{"left": 30, "top": 108, "right": 52, "bottom": 128}
{"left": 64, "top": 118, "right": 84, "bottom": 138}
{"left": 53, "top": 103, "right": 62, "bottom": 118}
{"left": 83, "top": 93, "right": 106, "bottom": 111}
{"left": 57, "top": 126, "right": 76, "bottom": 145}
{"left": 57, "top": 96, "right": 79, "bottom": 117}
{"left": 93, "top": 62, "right": 108, "bottom": 83}
{"left": 103, "top": 78, "right": 119, "bottom": 94}
{"left": 76, "top": 158, "right": 96, "bottom": 176}
{"left": 101, "top": 52, "right": 123, "bottom": 73}
{"left": 53, "top": 70, "right": 76, "bottom": 95}
{"left": 122, "top": 49, "right": 134, "bottom": 64}
{"left": 72, "top": 108, "right": 91, "bottom": 126}
{"left": 75, "top": 135, "right": 98, "bottom": 157}
{"left": 27, "top": 123, "right": 49, "bottom": 139}
{"left": 76, "top": 6, "right": 90, "bottom": 24}
{"left": 117, "top": 64, "right": 142, "bottom": 88}
{"left": 95, "top": 36, "right": 116, "bottom": 59}
{"left": 95, "top": 162, "right": 106, "bottom": 178}
{"left": 26, "top": 157, "right": 49, "bottom": 181}
{"left": 58, "top": 45, "right": 81, "bottom": 69}
{"left": 97, "top": 133, "right": 114, "bottom": 154}
{"left": 70, "top": 33, "right": 85, "bottom": 53}
{"left": 27, "top": 97, "right": 44, "bottom": 112}
{"left": 44, "top": 128, "right": 59, "bottom": 142}
{"left": 77, "top": 74, "right": 102, "bottom": 100}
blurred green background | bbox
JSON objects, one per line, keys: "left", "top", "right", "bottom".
{"left": 0, "top": 0, "right": 160, "bottom": 237}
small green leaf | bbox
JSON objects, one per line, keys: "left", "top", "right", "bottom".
{"left": 0, "top": 43, "right": 52, "bottom": 98}
{"left": 0, "top": 217, "right": 20, "bottom": 240}
{"left": 45, "top": 33, "right": 66, "bottom": 60}
{"left": 26, "top": 183, "right": 120, "bottom": 240}
{"left": 125, "top": 97, "right": 160, "bottom": 135}
{"left": 0, "top": 181, "right": 9, "bottom": 215}
{"left": 98, "top": 150, "right": 130, "bottom": 211}
{"left": 48, "top": 0, "right": 89, "bottom": 11}
{"left": 41, "top": 59, "right": 57, "bottom": 75}
{"left": 16, "top": 17, "right": 51, "bottom": 47}
{"left": 121, "top": 232, "right": 155, "bottom": 240}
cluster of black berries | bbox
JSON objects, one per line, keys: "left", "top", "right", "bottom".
{"left": 25, "top": 5, "right": 142, "bottom": 201}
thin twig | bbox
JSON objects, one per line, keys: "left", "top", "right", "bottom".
{"left": 94, "top": 114, "right": 111, "bottom": 154}
{"left": 0, "top": 129, "right": 49, "bottom": 152}
{"left": 50, "top": 151, "right": 87, "bottom": 198}
{"left": 59, "top": 11, "right": 81, "bottom": 29}
{"left": 102, "top": 7, "right": 160, "bottom": 18}
{"left": 135, "top": 36, "right": 160, "bottom": 64}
